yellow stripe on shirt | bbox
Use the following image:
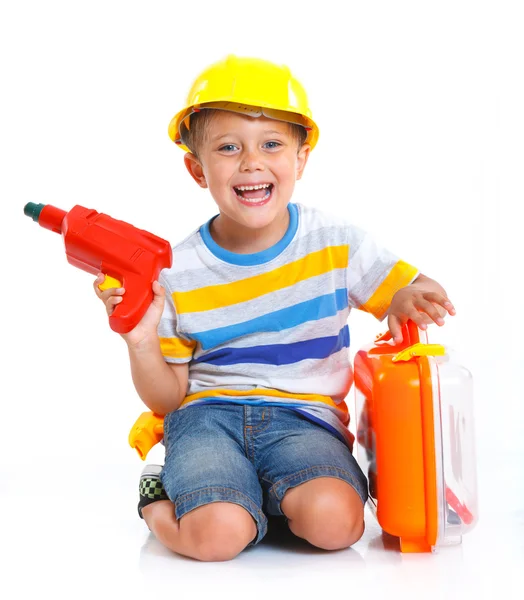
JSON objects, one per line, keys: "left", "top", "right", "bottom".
{"left": 181, "top": 387, "right": 348, "bottom": 415}
{"left": 360, "top": 261, "right": 419, "bottom": 319}
{"left": 159, "top": 336, "right": 196, "bottom": 359}
{"left": 173, "top": 245, "right": 349, "bottom": 314}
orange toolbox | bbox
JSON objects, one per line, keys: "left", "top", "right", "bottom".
{"left": 354, "top": 321, "right": 478, "bottom": 552}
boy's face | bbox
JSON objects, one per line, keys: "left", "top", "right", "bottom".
{"left": 184, "top": 111, "right": 310, "bottom": 236}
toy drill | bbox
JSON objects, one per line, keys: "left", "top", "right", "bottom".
{"left": 24, "top": 202, "right": 172, "bottom": 333}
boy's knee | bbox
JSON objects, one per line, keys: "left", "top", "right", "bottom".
{"left": 182, "top": 502, "right": 257, "bottom": 562}
{"left": 284, "top": 478, "right": 365, "bottom": 550}
{"left": 305, "top": 510, "right": 365, "bottom": 550}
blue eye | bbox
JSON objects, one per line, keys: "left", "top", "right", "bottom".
{"left": 264, "top": 141, "right": 281, "bottom": 149}
{"left": 219, "top": 144, "right": 238, "bottom": 152}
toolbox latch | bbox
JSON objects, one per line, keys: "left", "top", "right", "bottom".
{"left": 392, "top": 343, "right": 446, "bottom": 362}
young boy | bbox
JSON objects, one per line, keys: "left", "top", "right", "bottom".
{"left": 95, "top": 55, "right": 455, "bottom": 562}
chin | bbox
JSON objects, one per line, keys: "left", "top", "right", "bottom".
{"left": 239, "top": 212, "right": 276, "bottom": 230}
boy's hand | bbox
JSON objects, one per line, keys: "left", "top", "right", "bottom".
{"left": 387, "top": 282, "right": 456, "bottom": 344}
{"left": 93, "top": 275, "right": 166, "bottom": 348}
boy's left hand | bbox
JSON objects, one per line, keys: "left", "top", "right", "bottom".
{"left": 388, "top": 281, "right": 456, "bottom": 344}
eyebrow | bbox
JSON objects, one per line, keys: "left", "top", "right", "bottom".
{"left": 211, "top": 130, "right": 288, "bottom": 142}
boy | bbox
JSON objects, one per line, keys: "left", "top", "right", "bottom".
{"left": 95, "top": 55, "right": 455, "bottom": 561}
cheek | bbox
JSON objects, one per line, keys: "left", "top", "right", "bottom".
{"left": 273, "top": 157, "right": 298, "bottom": 180}
{"left": 286, "top": 163, "right": 301, "bottom": 183}
{"left": 207, "top": 172, "right": 234, "bottom": 199}
{"left": 206, "top": 161, "right": 236, "bottom": 185}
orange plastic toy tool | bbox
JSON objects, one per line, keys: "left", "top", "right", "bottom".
{"left": 24, "top": 202, "right": 172, "bottom": 333}
{"left": 354, "top": 321, "right": 478, "bottom": 553}
{"left": 128, "top": 412, "right": 165, "bottom": 460}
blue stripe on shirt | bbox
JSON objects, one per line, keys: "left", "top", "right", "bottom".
{"left": 192, "top": 288, "right": 349, "bottom": 350}
{"left": 193, "top": 325, "right": 350, "bottom": 366}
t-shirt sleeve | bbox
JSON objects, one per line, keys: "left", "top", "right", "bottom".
{"left": 157, "top": 272, "right": 196, "bottom": 364}
{"left": 346, "top": 225, "right": 419, "bottom": 321}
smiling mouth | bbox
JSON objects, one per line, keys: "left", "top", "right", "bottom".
{"left": 233, "top": 183, "right": 274, "bottom": 204}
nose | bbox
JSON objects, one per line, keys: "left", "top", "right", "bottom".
{"left": 240, "top": 148, "right": 264, "bottom": 172}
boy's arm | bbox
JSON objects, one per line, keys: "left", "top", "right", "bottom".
{"left": 128, "top": 342, "right": 188, "bottom": 415}
{"left": 94, "top": 275, "right": 189, "bottom": 414}
{"left": 387, "top": 273, "right": 456, "bottom": 343}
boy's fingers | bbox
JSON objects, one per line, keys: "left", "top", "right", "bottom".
{"left": 422, "top": 292, "right": 456, "bottom": 315}
{"left": 93, "top": 276, "right": 104, "bottom": 296}
{"left": 106, "top": 295, "right": 123, "bottom": 316}
{"left": 99, "top": 287, "right": 126, "bottom": 299}
{"left": 408, "top": 309, "right": 428, "bottom": 330}
{"left": 415, "top": 299, "right": 445, "bottom": 326}
{"left": 420, "top": 291, "right": 446, "bottom": 303}
{"left": 152, "top": 280, "right": 165, "bottom": 296}
{"left": 151, "top": 283, "right": 166, "bottom": 310}
{"left": 387, "top": 315, "right": 403, "bottom": 343}
{"left": 444, "top": 301, "right": 456, "bottom": 316}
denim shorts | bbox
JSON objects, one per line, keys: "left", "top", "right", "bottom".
{"left": 160, "top": 404, "right": 368, "bottom": 544}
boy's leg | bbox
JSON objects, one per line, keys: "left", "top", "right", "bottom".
{"left": 141, "top": 500, "right": 257, "bottom": 562}
{"left": 257, "top": 408, "right": 368, "bottom": 551}
{"left": 280, "top": 477, "right": 364, "bottom": 550}
{"left": 139, "top": 467, "right": 362, "bottom": 553}
{"left": 143, "top": 405, "right": 268, "bottom": 561}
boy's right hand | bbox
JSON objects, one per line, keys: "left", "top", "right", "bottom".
{"left": 93, "top": 274, "right": 166, "bottom": 349}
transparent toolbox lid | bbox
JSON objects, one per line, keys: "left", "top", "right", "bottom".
{"left": 431, "top": 353, "right": 479, "bottom": 545}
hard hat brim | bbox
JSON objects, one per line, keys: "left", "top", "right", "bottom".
{"left": 168, "top": 101, "right": 319, "bottom": 152}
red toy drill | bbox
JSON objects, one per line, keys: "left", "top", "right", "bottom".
{"left": 24, "top": 202, "right": 172, "bottom": 333}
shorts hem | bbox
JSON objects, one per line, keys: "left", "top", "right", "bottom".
{"left": 174, "top": 486, "right": 268, "bottom": 545}
{"left": 269, "top": 465, "right": 368, "bottom": 514}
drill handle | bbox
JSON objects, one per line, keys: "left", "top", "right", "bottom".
{"left": 100, "top": 266, "right": 155, "bottom": 334}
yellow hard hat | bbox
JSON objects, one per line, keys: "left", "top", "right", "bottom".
{"left": 168, "top": 55, "right": 319, "bottom": 152}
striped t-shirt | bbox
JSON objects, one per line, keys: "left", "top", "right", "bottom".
{"left": 158, "top": 202, "right": 418, "bottom": 446}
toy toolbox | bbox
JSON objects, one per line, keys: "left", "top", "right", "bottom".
{"left": 353, "top": 321, "right": 478, "bottom": 552}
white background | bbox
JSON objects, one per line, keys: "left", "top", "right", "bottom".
{"left": 1, "top": 1, "right": 522, "bottom": 598}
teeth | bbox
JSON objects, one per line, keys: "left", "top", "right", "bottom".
{"left": 235, "top": 183, "right": 271, "bottom": 191}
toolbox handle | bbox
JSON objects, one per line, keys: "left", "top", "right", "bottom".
{"left": 374, "top": 320, "right": 421, "bottom": 346}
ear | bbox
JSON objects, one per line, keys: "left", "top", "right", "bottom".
{"left": 184, "top": 152, "right": 208, "bottom": 188}
{"left": 295, "top": 143, "right": 311, "bottom": 181}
